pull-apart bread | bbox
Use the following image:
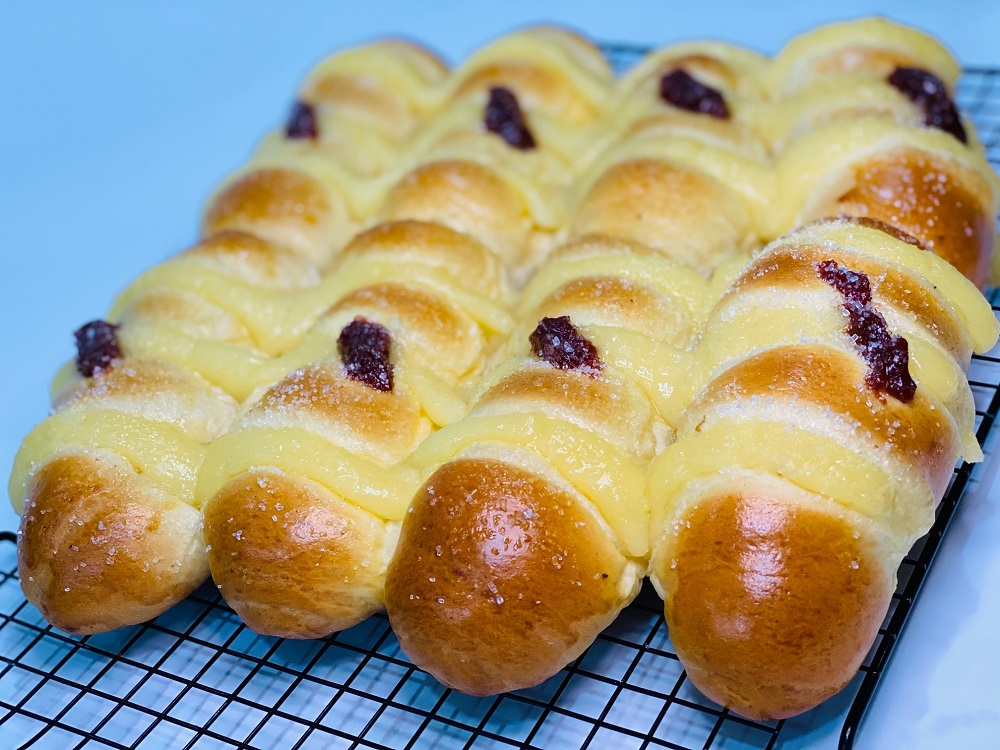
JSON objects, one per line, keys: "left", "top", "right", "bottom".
{"left": 10, "top": 18, "right": 999, "bottom": 723}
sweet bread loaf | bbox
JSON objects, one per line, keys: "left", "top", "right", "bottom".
{"left": 648, "top": 219, "right": 999, "bottom": 719}
{"left": 384, "top": 236, "right": 708, "bottom": 694}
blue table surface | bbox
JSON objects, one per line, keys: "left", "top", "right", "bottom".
{"left": 3, "top": 2, "right": 1000, "bottom": 748}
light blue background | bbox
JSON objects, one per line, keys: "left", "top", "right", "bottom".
{"left": 2, "top": 2, "right": 1000, "bottom": 748}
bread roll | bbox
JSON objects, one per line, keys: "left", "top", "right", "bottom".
{"left": 384, "top": 232, "right": 717, "bottom": 693}
{"left": 6, "top": 231, "right": 320, "bottom": 631}
{"left": 648, "top": 219, "right": 999, "bottom": 720}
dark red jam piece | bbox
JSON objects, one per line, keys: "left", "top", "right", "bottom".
{"left": 659, "top": 69, "right": 730, "bottom": 119}
{"left": 74, "top": 320, "right": 121, "bottom": 378}
{"left": 529, "top": 316, "right": 603, "bottom": 375}
{"left": 338, "top": 318, "right": 393, "bottom": 392}
{"left": 887, "top": 67, "right": 966, "bottom": 143}
{"left": 285, "top": 100, "right": 319, "bottom": 140}
{"left": 816, "top": 258, "right": 873, "bottom": 306}
{"left": 816, "top": 260, "right": 916, "bottom": 402}
{"left": 484, "top": 86, "right": 536, "bottom": 150}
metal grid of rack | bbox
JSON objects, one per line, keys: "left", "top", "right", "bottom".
{"left": 1, "top": 48, "right": 1000, "bottom": 750}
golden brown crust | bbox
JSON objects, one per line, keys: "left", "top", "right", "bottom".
{"left": 689, "top": 345, "right": 959, "bottom": 498}
{"left": 656, "top": 489, "right": 892, "bottom": 721}
{"left": 117, "top": 289, "right": 252, "bottom": 344}
{"left": 204, "top": 469, "right": 387, "bottom": 639}
{"left": 385, "top": 458, "right": 634, "bottom": 695}
{"left": 246, "top": 364, "right": 426, "bottom": 463}
{"left": 832, "top": 149, "right": 995, "bottom": 287}
{"left": 534, "top": 276, "right": 690, "bottom": 346}
{"left": 572, "top": 159, "right": 751, "bottom": 276}
{"left": 339, "top": 220, "right": 502, "bottom": 299}
{"left": 724, "top": 242, "right": 969, "bottom": 363}
{"left": 306, "top": 40, "right": 446, "bottom": 126}
{"left": 184, "top": 230, "right": 317, "bottom": 288}
{"left": 203, "top": 168, "right": 348, "bottom": 265}
{"left": 379, "top": 160, "right": 528, "bottom": 267}
{"left": 53, "top": 359, "right": 237, "bottom": 444}
{"left": 19, "top": 453, "right": 208, "bottom": 635}
{"left": 308, "top": 76, "right": 417, "bottom": 137}
{"left": 475, "top": 365, "right": 656, "bottom": 457}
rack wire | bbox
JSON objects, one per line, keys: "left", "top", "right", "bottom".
{"left": 2, "top": 47, "right": 1000, "bottom": 750}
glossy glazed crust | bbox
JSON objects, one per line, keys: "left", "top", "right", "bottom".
{"left": 204, "top": 470, "right": 388, "bottom": 639}
{"left": 687, "top": 344, "right": 960, "bottom": 500}
{"left": 831, "top": 149, "right": 996, "bottom": 287}
{"left": 474, "top": 363, "right": 657, "bottom": 457}
{"left": 773, "top": 120, "right": 999, "bottom": 289}
{"left": 328, "top": 283, "right": 483, "bottom": 381}
{"left": 52, "top": 359, "right": 237, "bottom": 444}
{"left": 385, "top": 457, "right": 637, "bottom": 695}
{"left": 338, "top": 220, "right": 504, "bottom": 300}
{"left": 724, "top": 240, "right": 970, "bottom": 364}
{"left": 534, "top": 274, "right": 693, "bottom": 347}
{"left": 243, "top": 364, "right": 428, "bottom": 464}
{"left": 19, "top": 453, "right": 209, "bottom": 635}
{"left": 654, "top": 478, "right": 893, "bottom": 721}
{"left": 10, "top": 356, "right": 239, "bottom": 634}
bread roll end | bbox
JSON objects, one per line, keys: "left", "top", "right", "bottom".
{"left": 385, "top": 456, "right": 641, "bottom": 696}
{"left": 19, "top": 453, "right": 208, "bottom": 634}
{"left": 654, "top": 483, "right": 893, "bottom": 720}
{"left": 203, "top": 469, "right": 388, "bottom": 639}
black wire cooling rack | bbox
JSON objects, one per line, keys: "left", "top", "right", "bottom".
{"left": 2, "top": 47, "right": 1000, "bottom": 750}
